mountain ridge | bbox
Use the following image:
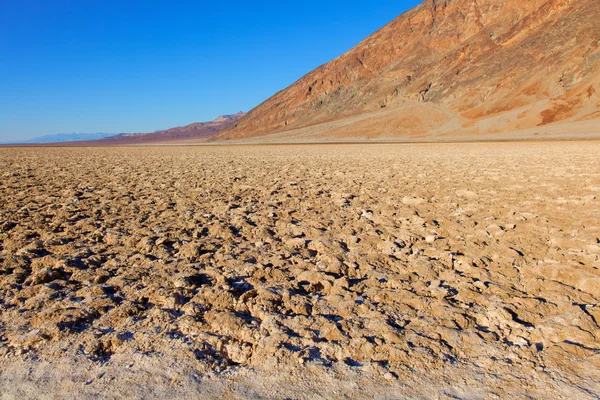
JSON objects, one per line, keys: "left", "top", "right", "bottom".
{"left": 215, "top": 0, "right": 600, "bottom": 141}
{"left": 3, "top": 132, "right": 117, "bottom": 145}
{"left": 97, "top": 112, "right": 245, "bottom": 145}
{"left": 5, "top": 113, "right": 246, "bottom": 146}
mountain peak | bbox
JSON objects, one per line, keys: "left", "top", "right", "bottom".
{"left": 214, "top": 112, "right": 246, "bottom": 122}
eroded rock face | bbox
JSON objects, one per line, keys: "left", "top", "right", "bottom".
{"left": 216, "top": 0, "right": 600, "bottom": 141}
{"left": 0, "top": 143, "right": 599, "bottom": 395}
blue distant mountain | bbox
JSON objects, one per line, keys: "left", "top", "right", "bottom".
{"left": 4, "top": 132, "right": 119, "bottom": 144}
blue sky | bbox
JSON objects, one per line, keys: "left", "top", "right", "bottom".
{"left": 0, "top": 0, "right": 421, "bottom": 141}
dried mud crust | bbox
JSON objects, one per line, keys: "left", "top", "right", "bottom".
{"left": 0, "top": 142, "right": 599, "bottom": 397}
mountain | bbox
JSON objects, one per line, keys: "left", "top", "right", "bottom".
{"left": 91, "top": 112, "right": 245, "bottom": 145}
{"left": 215, "top": 0, "right": 600, "bottom": 142}
{"left": 34, "top": 113, "right": 245, "bottom": 146}
{"left": 5, "top": 132, "right": 117, "bottom": 144}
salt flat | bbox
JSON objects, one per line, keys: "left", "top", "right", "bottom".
{"left": 0, "top": 142, "right": 599, "bottom": 398}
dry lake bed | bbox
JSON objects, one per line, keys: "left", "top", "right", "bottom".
{"left": 0, "top": 142, "right": 599, "bottom": 398}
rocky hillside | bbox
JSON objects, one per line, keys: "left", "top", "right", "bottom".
{"left": 216, "top": 0, "right": 600, "bottom": 141}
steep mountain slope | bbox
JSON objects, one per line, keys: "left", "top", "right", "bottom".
{"left": 216, "top": 0, "right": 600, "bottom": 141}
{"left": 96, "top": 112, "right": 245, "bottom": 145}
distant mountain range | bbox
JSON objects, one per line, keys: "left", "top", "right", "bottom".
{"left": 3, "top": 113, "right": 246, "bottom": 145}
{"left": 5, "top": 132, "right": 117, "bottom": 144}
{"left": 92, "top": 112, "right": 245, "bottom": 145}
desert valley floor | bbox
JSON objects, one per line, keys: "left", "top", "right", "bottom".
{"left": 0, "top": 142, "right": 599, "bottom": 399}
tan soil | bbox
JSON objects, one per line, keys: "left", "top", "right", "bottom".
{"left": 1, "top": 142, "right": 599, "bottom": 398}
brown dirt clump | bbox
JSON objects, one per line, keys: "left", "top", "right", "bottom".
{"left": 0, "top": 142, "right": 599, "bottom": 398}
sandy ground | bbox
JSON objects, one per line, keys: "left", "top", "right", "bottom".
{"left": 210, "top": 113, "right": 600, "bottom": 145}
{"left": 0, "top": 142, "right": 599, "bottom": 399}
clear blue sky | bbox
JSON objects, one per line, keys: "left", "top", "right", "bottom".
{"left": 0, "top": 0, "right": 421, "bottom": 141}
